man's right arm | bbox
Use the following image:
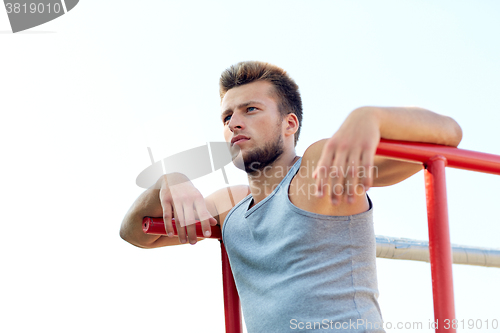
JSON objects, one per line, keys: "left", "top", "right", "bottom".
{"left": 119, "top": 172, "right": 219, "bottom": 248}
{"left": 119, "top": 173, "right": 249, "bottom": 248}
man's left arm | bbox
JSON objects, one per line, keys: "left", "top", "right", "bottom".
{"left": 313, "top": 106, "right": 462, "bottom": 204}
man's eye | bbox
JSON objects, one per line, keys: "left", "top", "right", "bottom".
{"left": 247, "top": 107, "right": 257, "bottom": 112}
{"left": 223, "top": 115, "right": 232, "bottom": 124}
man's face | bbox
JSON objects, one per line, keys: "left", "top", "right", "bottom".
{"left": 221, "top": 81, "right": 285, "bottom": 174}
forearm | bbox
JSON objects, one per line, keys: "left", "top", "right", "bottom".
{"left": 354, "top": 106, "right": 463, "bottom": 147}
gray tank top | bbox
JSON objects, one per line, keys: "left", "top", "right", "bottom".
{"left": 222, "top": 157, "right": 385, "bottom": 332}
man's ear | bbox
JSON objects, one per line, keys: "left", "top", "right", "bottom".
{"left": 284, "top": 113, "right": 299, "bottom": 137}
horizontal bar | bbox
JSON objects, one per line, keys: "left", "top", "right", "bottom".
{"left": 144, "top": 218, "right": 500, "bottom": 268}
{"left": 376, "top": 139, "right": 500, "bottom": 175}
{"left": 376, "top": 235, "right": 500, "bottom": 268}
{"left": 142, "top": 217, "right": 222, "bottom": 239}
{"left": 143, "top": 218, "right": 500, "bottom": 268}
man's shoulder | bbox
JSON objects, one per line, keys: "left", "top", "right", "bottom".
{"left": 206, "top": 185, "right": 251, "bottom": 226}
{"left": 296, "top": 139, "right": 329, "bottom": 179}
{"left": 290, "top": 139, "right": 331, "bottom": 214}
{"left": 291, "top": 139, "right": 370, "bottom": 216}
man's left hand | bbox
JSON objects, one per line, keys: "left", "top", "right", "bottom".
{"left": 313, "top": 108, "right": 380, "bottom": 205}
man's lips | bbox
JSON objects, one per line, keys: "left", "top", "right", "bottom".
{"left": 231, "top": 135, "right": 250, "bottom": 146}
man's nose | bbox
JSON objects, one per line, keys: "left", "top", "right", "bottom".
{"left": 228, "top": 113, "right": 244, "bottom": 132}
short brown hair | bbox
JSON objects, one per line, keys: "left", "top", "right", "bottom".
{"left": 219, "top": 61, "right": 303, "bottom": 146}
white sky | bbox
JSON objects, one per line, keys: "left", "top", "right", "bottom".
{"left": 1, "top": 1, "right": 499, "bottom": 332}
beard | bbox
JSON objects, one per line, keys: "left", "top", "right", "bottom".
{"left": 241, "top": 132, "right": 284, "bottom": 176}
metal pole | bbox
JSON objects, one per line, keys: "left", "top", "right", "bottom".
{"left": 424, "top": 156, "right": 456, "bottom": 332}
{"left": 220, "top": 241, "right": 243, "bottom": 333}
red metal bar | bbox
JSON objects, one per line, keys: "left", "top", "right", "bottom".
{"left": 142, "top": 217, "right": 222, "bottom": 239}
{"left": 143, "top": 217, "right": 242, "bottom": 333}
{"left": 377, "top": 139, "right": 500, "bottom": 175}
{"left": 424, "top": 156, "right": 456, "bottom": 333}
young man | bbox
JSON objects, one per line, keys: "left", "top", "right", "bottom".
{"left": 120, "top": 61, "right": 462, "bottom": 332}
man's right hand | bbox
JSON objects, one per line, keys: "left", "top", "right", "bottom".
{"left": 158, "top": 173, "right": 217, "bottom": 245}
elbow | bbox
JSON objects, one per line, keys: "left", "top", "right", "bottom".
{"left": 119, "top": 229, "right": 149, "bottom": 249}
{"left": 119, "top": 227, "right": 128, "bottom": 243}
{"left": 447, "top": 117, "right": 463, "bottom": 147}
{"left": 119, "top": 227, "right": 134, "bottom": 245}
{"left": 119, "top": 224, "right": 138, "bottom": 246}
{"left": 119, "top": 223, "right": 157, "bottom": 249}
{"left": 454, "top": 124, "right": 463, "bottom": 147}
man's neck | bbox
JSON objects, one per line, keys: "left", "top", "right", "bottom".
{"left": 247, "top": 151, "right": 300, "bottom": 207}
